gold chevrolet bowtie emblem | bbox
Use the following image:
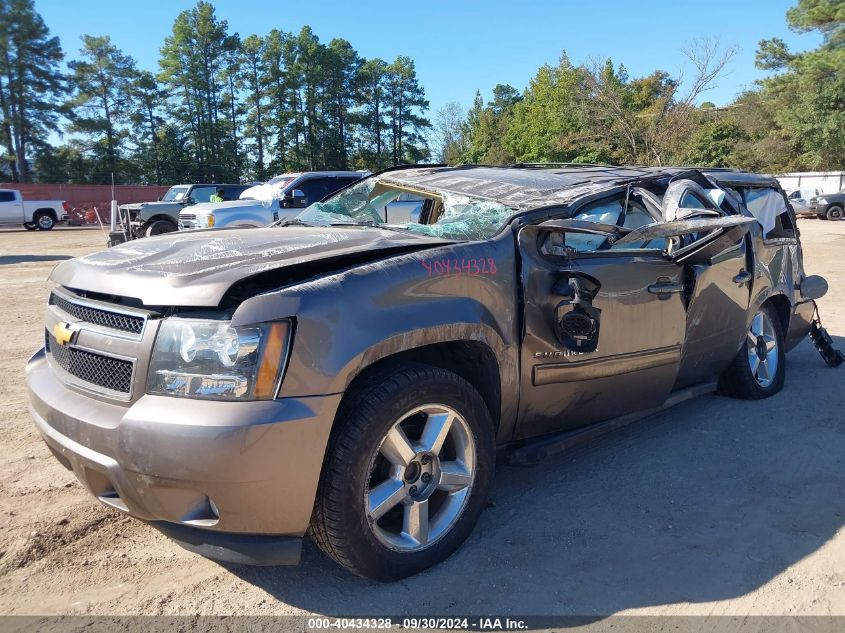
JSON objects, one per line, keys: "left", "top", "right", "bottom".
{"left": 53, "top": 322, "right": 77, "bottom": 346}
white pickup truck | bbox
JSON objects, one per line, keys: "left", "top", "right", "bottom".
{"left": 0, "top": 189, "right": 68, "bottom": 230}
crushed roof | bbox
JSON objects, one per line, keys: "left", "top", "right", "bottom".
{"left": 377, "top": 165, "right": 777, "bottom": 210}
{"left": 379, "top": 166, "right": 666, "bottom": 209}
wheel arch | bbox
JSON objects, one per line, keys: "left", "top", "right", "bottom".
{"left": 761, "top": 292, "right": 792, "bottom": 337}
{"left": 143, "top": 213, "right": 178, "bottom": 227}
{"left": 340, "top": 339, "right": 503, "bottom": 437}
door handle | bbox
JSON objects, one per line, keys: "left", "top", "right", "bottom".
{"left": 648, "top": 282, "right": 685, "bottom": 296}
{"left": 733, "top": 270, "right": 752, "bottom": 286}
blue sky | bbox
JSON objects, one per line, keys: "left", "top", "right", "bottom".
{"left": 38, "top": 0, "right": 820, "bottom": 119}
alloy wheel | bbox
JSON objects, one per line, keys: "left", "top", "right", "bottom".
{"left": 747, "top": 310, "right": 779, "bottom": 388}
{"left": 365, "top": 404, "right": 476, "bottom": 552}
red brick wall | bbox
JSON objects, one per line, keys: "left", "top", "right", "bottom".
{"left": 0, "top": 183, "right": 170, "bottom": 224}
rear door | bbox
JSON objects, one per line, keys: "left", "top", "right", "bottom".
{"left": 659, "top": 182, "right": 753, "bottom": 388}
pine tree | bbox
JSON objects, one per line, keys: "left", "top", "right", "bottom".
{"left": 130, "top": 71, "right": 165, "bottom": 184}
{"left": 0, "top": 0, "right": 64, "bottom": 182}
{"left": 158, "top": 1, "right": 234, "bottom": 181}
{"left": 241, "top": 34, "right": 266, "bottom": 179}
{"left": 386, "top": 56, "right": 429, "bottom": 165}
{"left": 356, "top": 58, "right": 389, "bottom": 168}
{"left": 67, "top": 35, "right": 138, "bottom": 181}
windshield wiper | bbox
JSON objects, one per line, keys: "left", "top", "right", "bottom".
{"left": 329, "top": 220, "right": 411, "bottom": 233}
{"left": 275, "top": 218, "right": 315, "bottom": 227}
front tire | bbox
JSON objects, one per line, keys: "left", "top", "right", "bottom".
{"left": 144, "top": 219, "right": 177, "bottom": 237}
{"left": 310, "top": 363, "right": 495, "bottom": 581}
{"left": 826, "top": 205, "right": 844, "bottom": 221}
{"left": 718, "top": 302, "right": 785, "bottom": 399}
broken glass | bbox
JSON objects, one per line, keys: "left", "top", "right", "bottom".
{"left": 295, "top": 178, "right": 514, "bottom": 241}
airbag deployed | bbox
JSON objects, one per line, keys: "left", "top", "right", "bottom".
{"left": 744, "top": 189, "right": 787, "bottom": 235}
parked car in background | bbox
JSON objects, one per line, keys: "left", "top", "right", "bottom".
{"left": 787, "top": 188, "right": 822, "bottom": 217}
{"left": 179, "top": 171, "right": 367, "bottom": 230}
{"left": 0, "top": 189, "right": 68, "bottom": 230}
{"left": 117, "top": 183, "right": 250, "bottom": 238}
{"left": 238, "top": 174, "right": 298, "bottom": 201}
{"left": 28, "top": 164, "right": 826, "bottom": 580}
{"left": 808, "top": 190, "right": 845, "bottom": 220}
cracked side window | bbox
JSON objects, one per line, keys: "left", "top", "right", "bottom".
{"left": 566, "top": 200, "right": 624, "bottom": 251}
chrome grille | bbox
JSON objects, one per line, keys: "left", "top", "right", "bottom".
{"left": 180, "top": 213, "right": 196, "bottom": 220}
{"left": 46, "top": 332, "right": 133, "bottom": 395}
{"left": 50, "top": 291, "right": 145, "bottom": 335}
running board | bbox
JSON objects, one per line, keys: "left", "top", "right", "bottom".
{"left": 507, "top": 382, "right": 717, "bottom": 466}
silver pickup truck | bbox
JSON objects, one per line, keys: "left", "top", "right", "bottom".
{"left": 179, "top": 171, "right": 367, "bottom": 230}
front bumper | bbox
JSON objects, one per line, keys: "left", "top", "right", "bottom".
{"left": 26, "top": 348, "right": 341, "bottom": 564}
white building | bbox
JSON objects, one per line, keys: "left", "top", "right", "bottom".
{"left": 775, "top": 171, "right": 845, "bottom": 196}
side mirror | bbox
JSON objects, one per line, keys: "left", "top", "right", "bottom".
{"left": 292, "top": 189, "right": 307, "bottom": 207}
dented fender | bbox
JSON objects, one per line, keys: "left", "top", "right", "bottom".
{"left": 232, "top": 232, "right": 522, "bottom": 441}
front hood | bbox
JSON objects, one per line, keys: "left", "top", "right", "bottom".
{"left": 135, "top": 201, "right": 182, "bottom": 218}
{"left": 51, "top": 226, "right": 448, "bottom": 306}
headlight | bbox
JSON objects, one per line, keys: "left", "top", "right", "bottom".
{"left": 816, "top": 197, "right": 827, "bottom": 204}
{"left": 147, "top": 318, "right": 291, "bottom": 400}
{"left": 205, "top": 214, "right": 215, "bottom": 228}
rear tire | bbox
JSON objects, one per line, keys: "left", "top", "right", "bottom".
{"left": 144, "top": 219, "right": 177, "bottom": 237}
{"left": 826, "top": 205, "right": 843, "bottom": 221}
{"left": 34, "top": 212, "right": 55, "bottom": 230}
{"left": 718, "top": 302, "right": 785, "bottom": 399}
{"left": 23, "top": 222, "right": 37, "bottom": 230}
{"left": 310, "top": 363, "right": 495, "bottom": 581}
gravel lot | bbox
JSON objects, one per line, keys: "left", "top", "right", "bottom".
{"left": 0, "top": 221, "right": 843, "bottom": 617}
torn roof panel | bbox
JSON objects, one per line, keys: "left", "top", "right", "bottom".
{"left": 377, "top": 165, "right": 778, "bottom": 212}
{"left": 378, "top": 166, "right": 674, "bottom": 210}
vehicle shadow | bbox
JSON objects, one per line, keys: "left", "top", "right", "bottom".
{"left": 226, "top": 336, "right": 845, "bottom": 616}
{"left": 0, "top": 254, "right": 73, "bottom": 265}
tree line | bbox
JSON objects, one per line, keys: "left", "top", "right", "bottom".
{"left": 0, "top": 0, "right": 431, "bottom": 185}
{"left": 2, "top": 0, "right": 842, "bottom": 188}
{"left": 433, "top": 0, "right": 845, "bottom": 175}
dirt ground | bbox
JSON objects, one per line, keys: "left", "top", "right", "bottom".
{"left": 0, "top": 221, "right": 843, "bottom": 617}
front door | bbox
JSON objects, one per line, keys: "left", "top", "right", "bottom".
{"left": 515, "top": 194, "right": 687, "bottom": 440}
{"left": 514, "top": 187, "right": 756, "bottom": 441}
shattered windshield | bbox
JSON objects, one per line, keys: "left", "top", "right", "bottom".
{"left": 294, "top": 177, "right": 514, "bottom": 241}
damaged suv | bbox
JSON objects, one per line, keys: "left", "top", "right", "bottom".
{"left": 27, "top": 165, "right": 829, "bottom": 581}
